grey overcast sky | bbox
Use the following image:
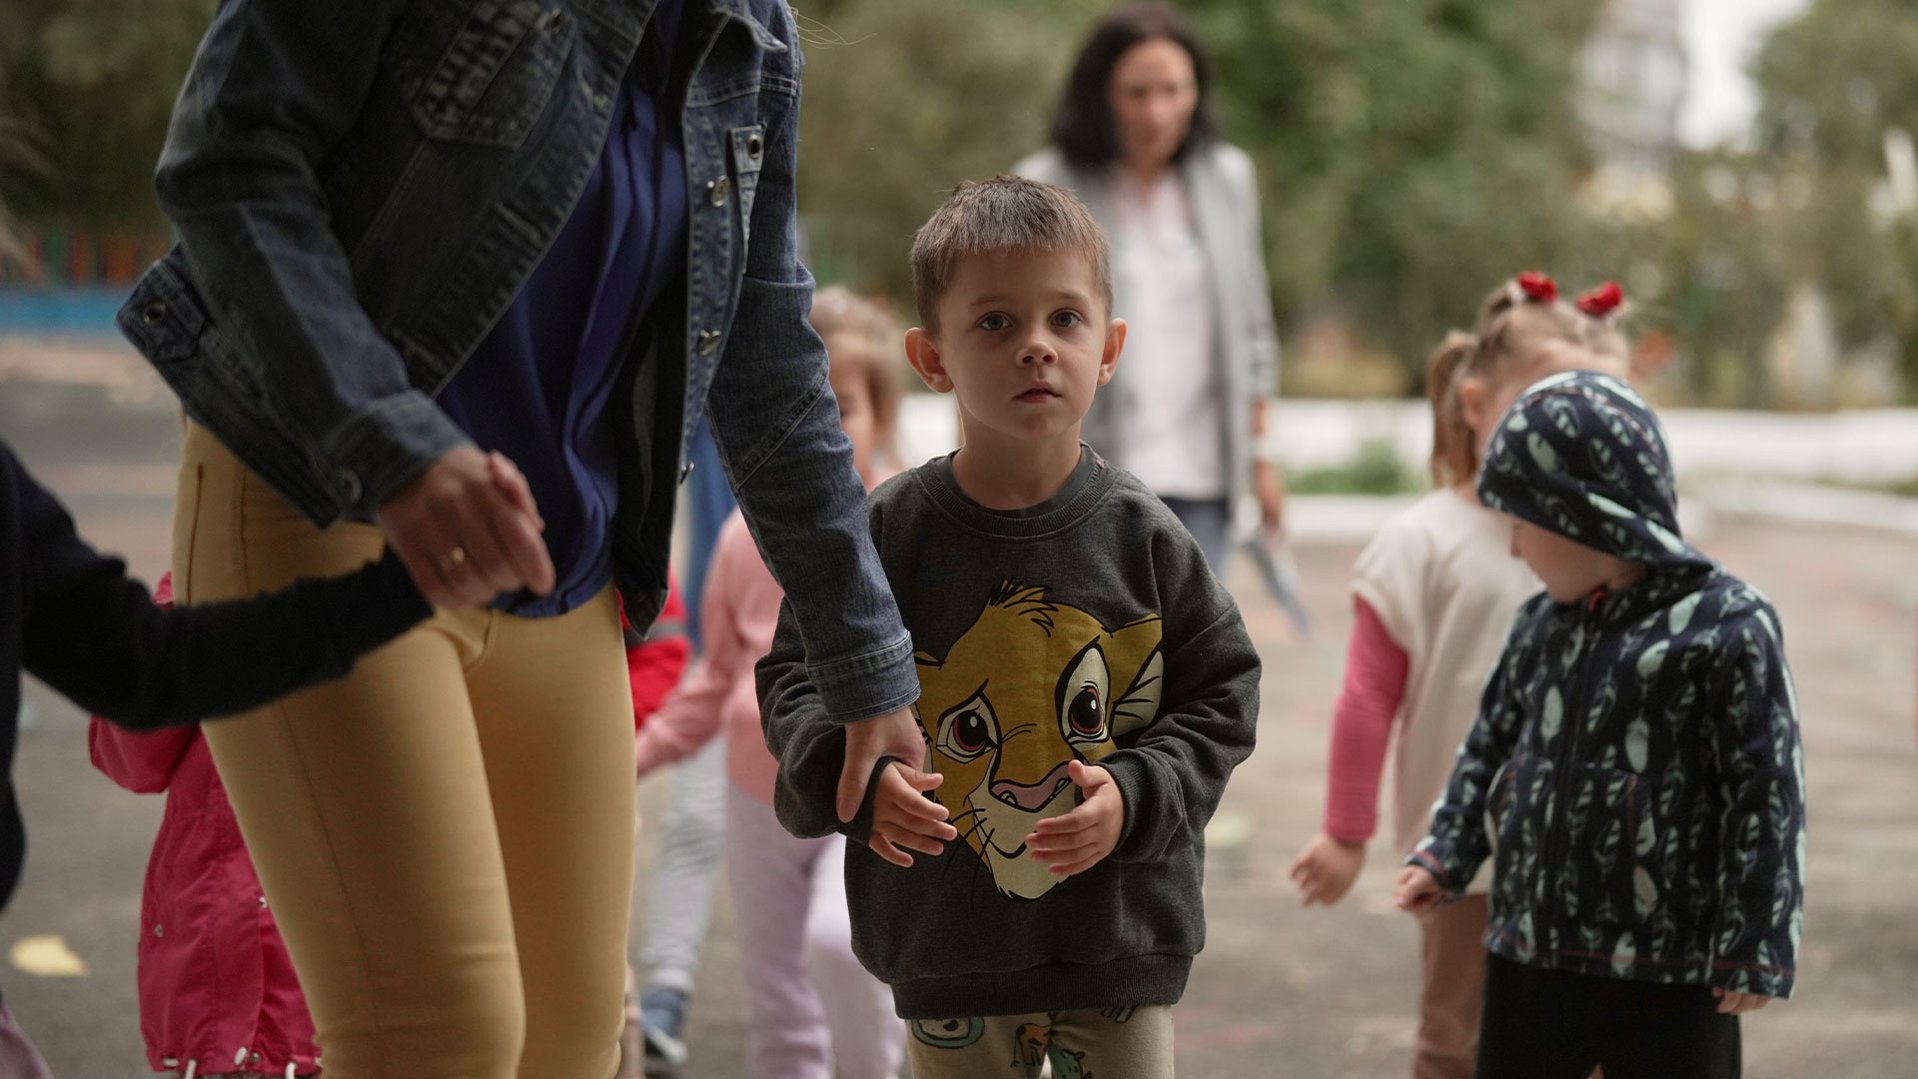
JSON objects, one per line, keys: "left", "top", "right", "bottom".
{"left": 1679, "top": 0, "right": 1812, "bottom": 146}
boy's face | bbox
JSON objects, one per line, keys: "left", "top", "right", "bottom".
{"left": 906, "top": 248, "right": 1123, "bottom": 451}
{"left": 1509, "top": 516, "right": 1629, "bottom": 603}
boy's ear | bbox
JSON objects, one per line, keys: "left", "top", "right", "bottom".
{"left": 1098, "top": 317, "right": 1126, "bottom": 386}
{"left": 905, "top": 327, "right": 953, "bottom": 394}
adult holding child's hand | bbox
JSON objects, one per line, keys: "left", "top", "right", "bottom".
{"left": 377, "top": 447, "right": 554, "bottom": 611}
{"left": 115, "top": 2, "right": 918, "bottom": 1075}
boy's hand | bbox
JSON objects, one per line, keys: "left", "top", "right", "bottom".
{"left": 1394, "top": 865, "right": 1444, "bottom": 914}
{"left": 1288, "top": 834, "right": 1366, "bottom": 906}
{"left": 868, "top": 761, "right": 955, "bottom": 868}
{"left": 1712, "top": 988, "right": 1773, "bottom": 1015}
{"left": 1025, "top": 761, "right": 1123, "bottom": 877}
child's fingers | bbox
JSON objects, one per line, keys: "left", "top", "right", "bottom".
{"left": 880, "top": 819, "right": 950, "bottom": 858}
{"left": 867, "top": 832, "right": 916, "bottom": 868}
{"left": 1043, "top": 850, "right": 1110, "bottom": 877}
{"left": 1025, "top": 830, "right": 1101, "bottom": 862}
{"left": 1067, "top": 759, "right": 1108, "bottom": 789}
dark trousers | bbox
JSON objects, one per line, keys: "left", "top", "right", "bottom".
{"left": 1477, "top": 953, "right": 1741, "bottom": 1079}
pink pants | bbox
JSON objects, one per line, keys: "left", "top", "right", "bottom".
{"left": 724, "top": 784, "right": 902, "bottom": 1079}
{"left": 0, "top": 1003, "right": 54, "bottom": 1079}
{"left": 1416, "top": 893, "right": 1488, "bottom": 1079}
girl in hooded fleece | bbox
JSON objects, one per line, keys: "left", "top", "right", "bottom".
{"left": 1397, "top": 370, "right": 1804, "bottom": 1079}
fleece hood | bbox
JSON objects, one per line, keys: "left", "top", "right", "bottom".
{"left": 1476, "top": 371, "right": 1712, "bottom": 571}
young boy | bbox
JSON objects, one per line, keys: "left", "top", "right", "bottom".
{"left": 759, "top": 176, "right": 1261, "bottom": 1078}
{"left": 1396, "top": 371, "right": 1805, "bottom": 1079}
{"left": 0, "top": 436, "right": 446, "bottom": 1072}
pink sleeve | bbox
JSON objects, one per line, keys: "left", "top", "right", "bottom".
{"left": 1321, "top": 595, "right": 1411, "bottom": 843}
{"left": 87, "top": 573, "right": 198, "bottom": 793}
{"left": 633, "top": 532, "right": 750, "bottom": 778}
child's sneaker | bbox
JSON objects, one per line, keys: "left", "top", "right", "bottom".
{"left": 639, "top": 987, "right": 690, "bottom": 1076}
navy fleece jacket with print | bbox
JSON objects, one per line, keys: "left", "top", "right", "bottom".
{"left": 1411, "top": 371, "right": 1805, "bottom": 999}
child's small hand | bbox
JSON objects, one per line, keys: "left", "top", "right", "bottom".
{"left": 1394, "top": 865, "right": 1444, "bottom": 914}
{"left": 1712, "top": 988, "right": 1773, "bottom": 1015}
{"left": 868, "top": 761, "right": 955, "bottom": 868}
{"left": 1025, "top": 761, "right": 1123, "bottom": 877}
{"left": 1288, "top": 834, "right": 1366, "bottom": 906}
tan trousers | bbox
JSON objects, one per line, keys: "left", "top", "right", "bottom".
{"left": 174, "top": 425, "right": 637, "bottom": 1079}
{"left": 904, "top": 1005, "right": 1174, "bottom": 1079}
{"left": 1416, "top": 894, "right": 1489, "bottom": 1079}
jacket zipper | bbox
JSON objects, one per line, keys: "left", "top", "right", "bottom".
{"left": 1541, "top": 588, "right": 1607, "bottom": 944}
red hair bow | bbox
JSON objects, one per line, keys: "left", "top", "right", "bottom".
{"left": 1516, "top": 270, "right": 1558, "bottom": 303}
{"left": 1577, "top": 281, "right": 1625, "bottom": 318}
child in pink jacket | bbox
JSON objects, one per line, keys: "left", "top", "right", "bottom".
{"left": 96, "top": 574, "right": 689, "bottom": 1079}
{"left": 632, "top": 286, "right": 904, "bottom": 1079}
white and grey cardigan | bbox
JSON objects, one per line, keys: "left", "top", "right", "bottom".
{"left": 1014, "top": 142, "right": 1281, "bottom": 515}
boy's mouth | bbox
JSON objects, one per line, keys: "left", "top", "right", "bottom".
{"left": 1016, "top": 386, "right": 1060, "bottom": 402}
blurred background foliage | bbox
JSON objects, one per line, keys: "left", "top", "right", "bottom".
{"left": 3, "top": 0, "right": 1915, "bottom": 406}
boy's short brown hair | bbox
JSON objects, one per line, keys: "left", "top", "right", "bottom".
{"left": 909, "top": 175, "right": 1113, "bottom": 331}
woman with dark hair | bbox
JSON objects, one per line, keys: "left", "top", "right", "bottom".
{"left": 1017, "top": 2, "right": 1284, "bottom": 572}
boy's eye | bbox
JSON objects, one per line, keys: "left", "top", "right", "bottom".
{"left": 1052, "top": 311, "right": 1083, "bottom": 329}
{"left": 977, "top": 314, "right": 1010, "bottom": 332}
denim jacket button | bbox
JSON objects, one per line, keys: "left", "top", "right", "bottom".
{"left": 707, "top": 176, "right": 731, "bottom": 207}
{"left": 696, "top": 329, "right": 723, "bottom": 355}
{"left": 333, "top": 467, "right": 363, "bottom": 505}
{"left": 540, "top": 7, "right": 562, "bottom": 31}
{"left": 141, "top": 300, "right": 167, "bottom": 325}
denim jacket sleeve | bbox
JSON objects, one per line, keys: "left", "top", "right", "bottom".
{"left": 152, "top": 0, "right": 470, "bottom": 521}
{"left": 700, "top": 28, "right": 916, "bottom": 724}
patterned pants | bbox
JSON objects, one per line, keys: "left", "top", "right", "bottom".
{"left": 904, "top": 1005, "right": 1173, "bottom": 1079}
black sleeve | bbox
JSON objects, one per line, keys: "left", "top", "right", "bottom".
{"left": 19, "top": 461, "right": 430, "bottom": 730}
{"left": 1099, "top": 523, "right": 1262, "bottom": 864}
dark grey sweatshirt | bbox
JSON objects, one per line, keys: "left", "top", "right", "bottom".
{"left": 759, "top": 450, "right": 1261, "bottom": 1018}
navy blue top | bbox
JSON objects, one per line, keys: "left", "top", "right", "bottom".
{"left": 439, "top": 0, "right": 689, "bottom": 617}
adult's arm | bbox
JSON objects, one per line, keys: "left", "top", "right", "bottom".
{"left": 1220, "top": 144, "right": 1281, "bottom": 400}
{"left": 700, "top": 20, "right": 916, "bottom": 728}
{"left": 153, "top": 2, "right": 548, "bottom": 606}
{"left": 17, "top": 452, "right": 431, "bottom": 731}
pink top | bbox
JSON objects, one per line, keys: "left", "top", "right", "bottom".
{"left": 634, "top": 512, "right": 785, "bottom": 802}
{"left": 1321, "top": 595, "right": 1411, "bottom": 843}
{"left": 87, "top": 575, "right": 320, "bottom": 1076}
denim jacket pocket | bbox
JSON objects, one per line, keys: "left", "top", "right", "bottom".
{"left": 385, "top": 0, "right": 577, "bottom": 149}
{"left": 728, "top": 123, "right": 766, "bottom": 245}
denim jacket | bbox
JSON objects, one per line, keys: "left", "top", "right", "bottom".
{"left": 116, "top": 0, "right": 916, "bottom": 721}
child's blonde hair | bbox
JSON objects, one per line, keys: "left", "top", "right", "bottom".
{"left": 812, "top": 285, "right": 904, "bottom": 465}
{"left": 1428, "top": 272, "right": 1631, "bottom": 487}
{"left": 908, "top": 175, "right": 1112, "bottom": 331}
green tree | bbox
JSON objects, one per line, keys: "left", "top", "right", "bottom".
{"left": 1750, "top": 0, "right": 1918, "bottom": 399}
{"left": 2, "top": 0, "right": 213, "bottom": 230}
{"left": 1183, "top": 0, "right": 1599, "bottom": 383}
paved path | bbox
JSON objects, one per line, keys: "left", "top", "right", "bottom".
{"left": 4, "top": 383, "right": 1915, "bottom": 1077}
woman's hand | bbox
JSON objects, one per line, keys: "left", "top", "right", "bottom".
{"left": 1254, "top": 458, "right": 1285, "bottom": 532}
{"left": 377, "top": 447, "right": 554, "bottom": 610}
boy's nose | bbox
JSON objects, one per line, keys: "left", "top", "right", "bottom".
{"left": 1017, "top": 335, "right": 1058, "bottom": 365}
